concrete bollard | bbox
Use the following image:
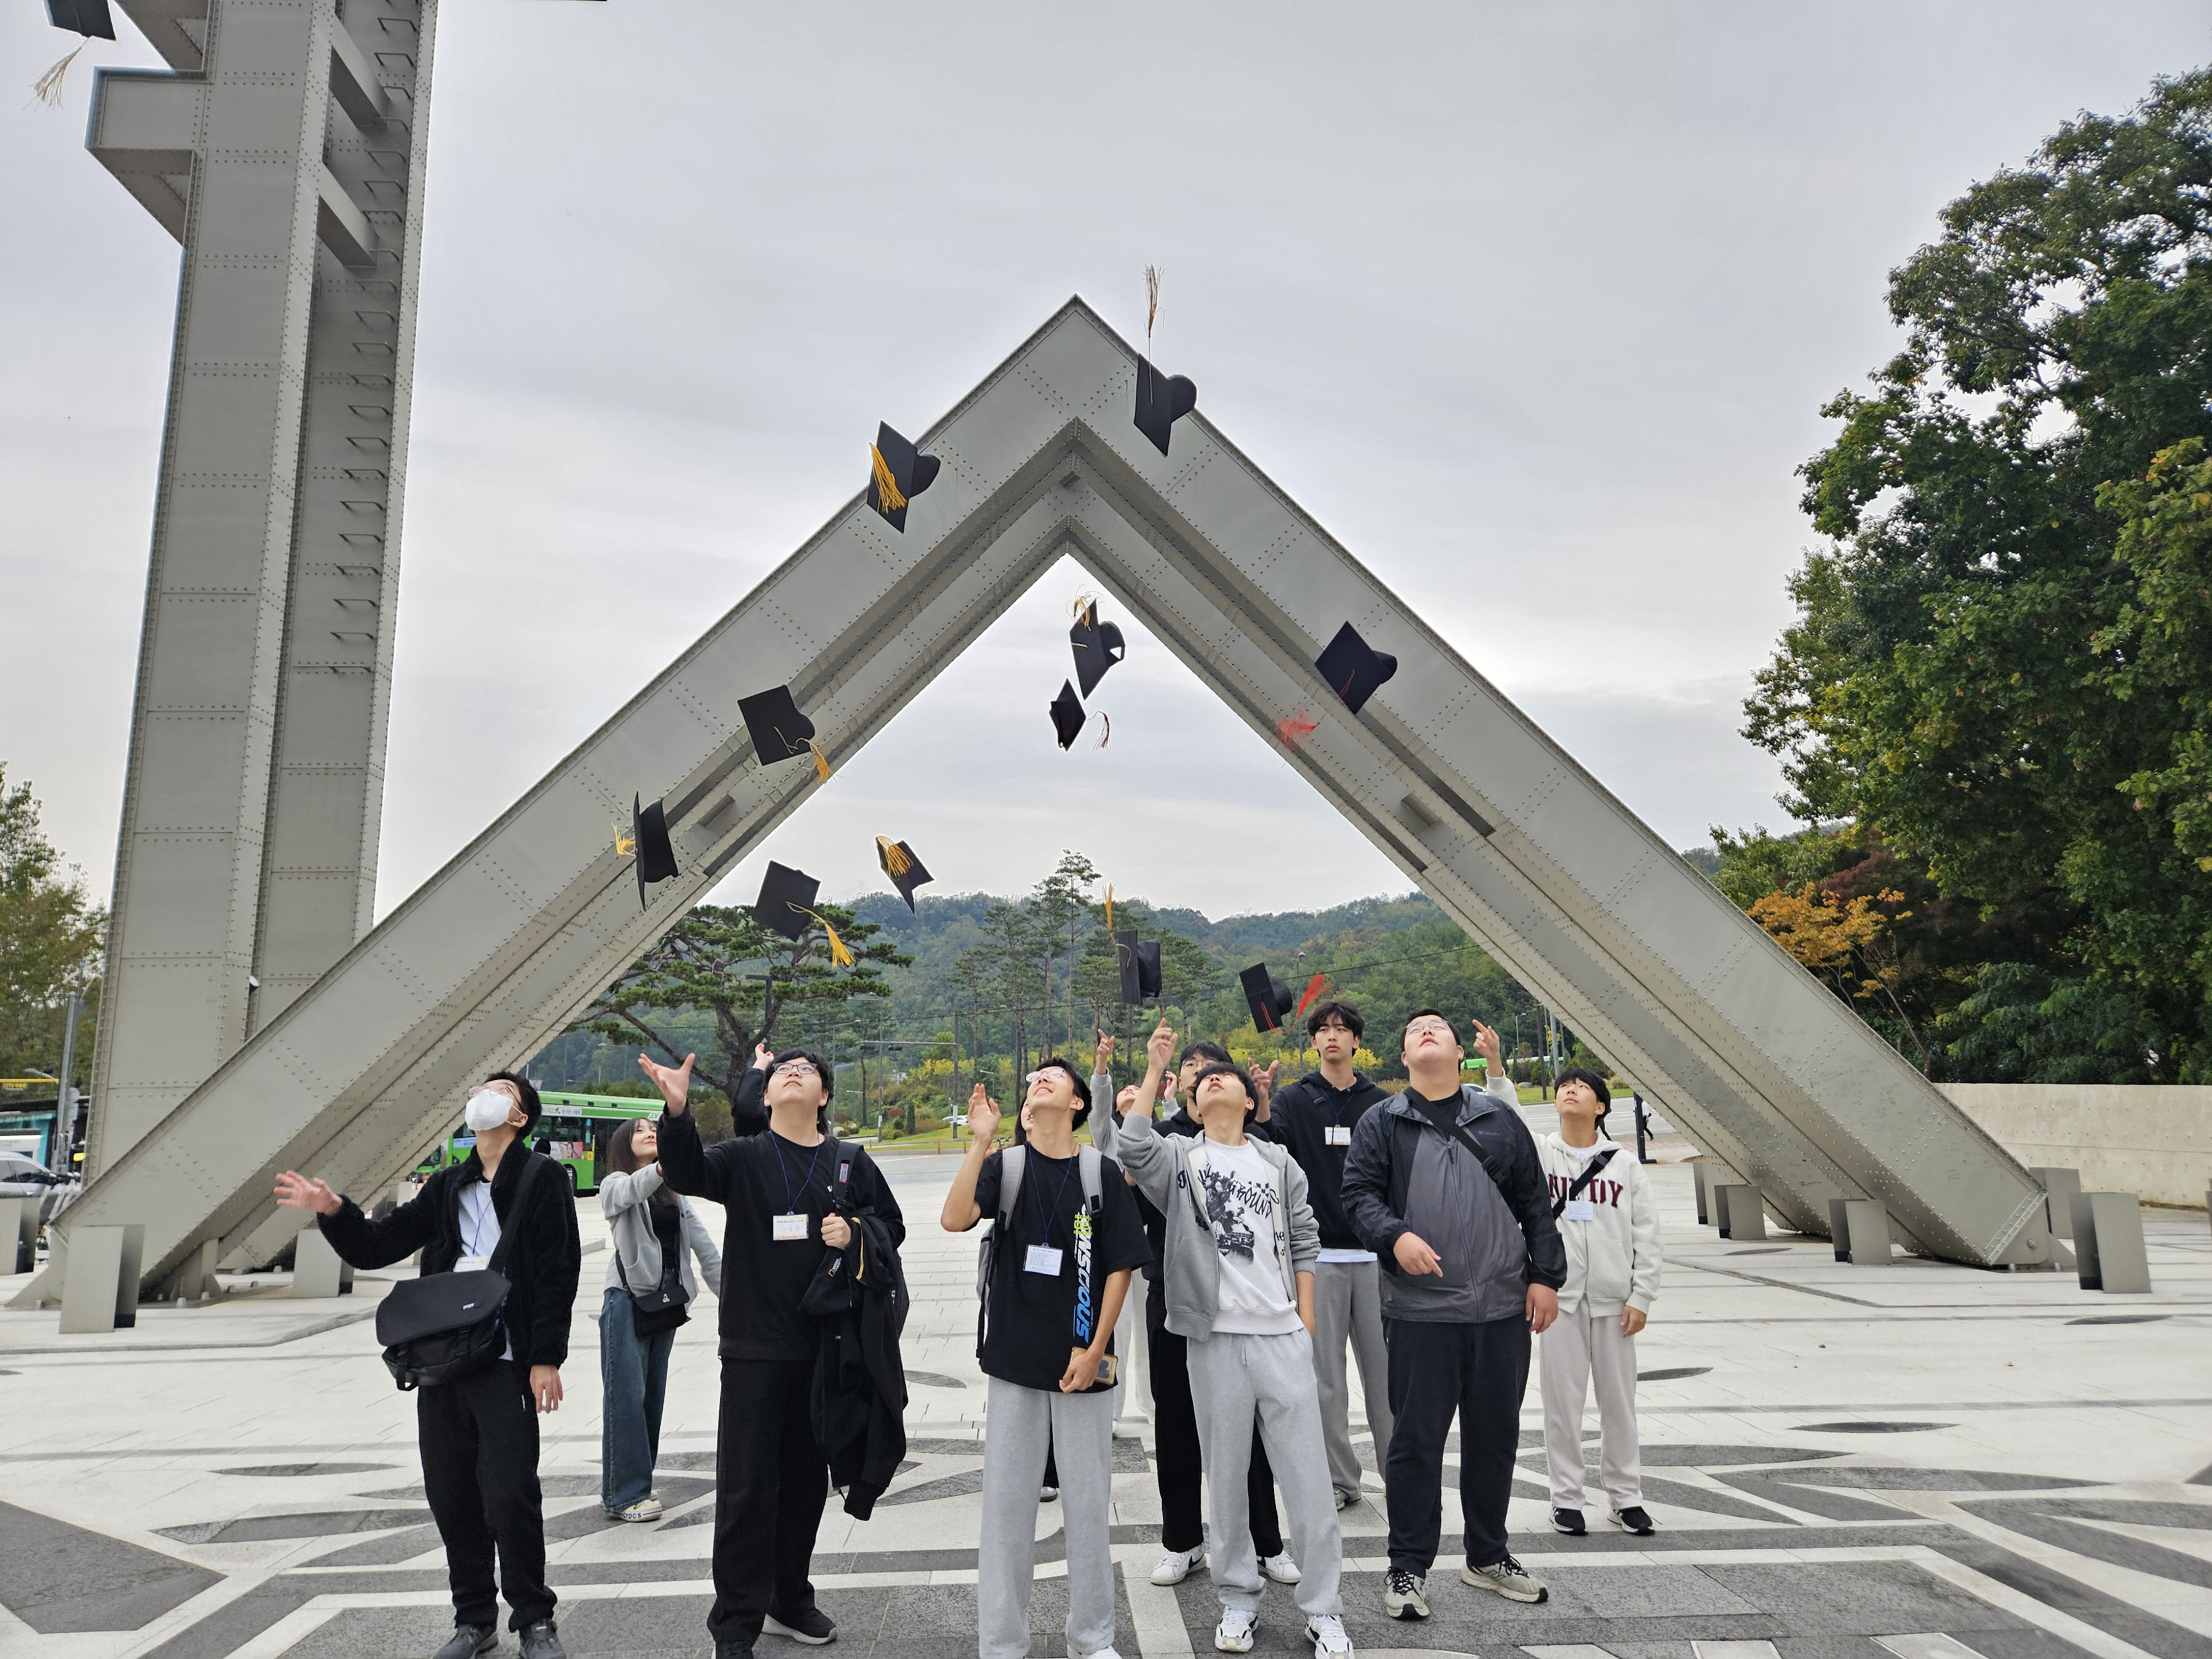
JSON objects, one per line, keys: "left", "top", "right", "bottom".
{"left": 1693, "top": 1162, "right": 1710, "bottom": 1225}
{"left": 59, "top": 1224, "right": 144, "bottom": 1332}
{"left": 1841, "top": 1200, "right": 1892, "bottom": 1264}
{"left": 1715, "top": 1185, "right": 1766, "bottom": 1241}
{"left": 1827, "top": 1198, "right": 1851, "bottom": 1261}
{"left": 291, "top": 1225, "right": 350, "bottom": 1298}
{"left": 2070, "top": 1193, "right": 2151, "bottom": 1293}
{"left": 0, "top": 1196, "right": 35, "bottom": 1274}
{"left": 2030, "top": 1167, "right": 2083, "bottom": 1240}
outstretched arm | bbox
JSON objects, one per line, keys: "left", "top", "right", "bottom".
{"left": 642, "top": 1053, "right": 728, "bottom": 1202}
{"left": 942, "top": 1086, "right": 999, "bottom": 1232}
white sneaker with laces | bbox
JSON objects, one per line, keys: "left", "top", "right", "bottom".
{"left": 1461, "top": 1552, "right": 1550, "bottom": 1603}
{"left": 1306, "top": 1613, "right": 1354, "bottom": 1657}
{"left": 1259, "top": 1551, "right": 1302, "bottom": 1584}
{"left": 1151, "top": 1544, "right": 1206, "bottom": 1585}
{"left": 1214, "top": 1608, "right": 1258, "bottom": 1653}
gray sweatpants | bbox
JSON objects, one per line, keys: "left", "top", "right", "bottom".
{"left": 1312, "top": 1259, "right": 1392, "bottom": 1503}
{"left": 1185, "top": 1328, "right": 1343, "bottom": 1619}
{"left": 979, "top": 1378, "right": 1117, "bottom": 1659}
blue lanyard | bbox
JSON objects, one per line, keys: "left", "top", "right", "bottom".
{"left": 775, "top": 1136, "right": 826, "bottom": 1215}
{"left": 465, "top": 1182, "right": 495, "bottom": 1258}
{"left": 1030, "top": 1150, "right": 1079, "bottom": 1247}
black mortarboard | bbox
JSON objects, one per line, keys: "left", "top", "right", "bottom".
{"left": 753, "top": 860, "right": 821, "bottom": 941}
{"left": 1049, "top": 680, "right": 1087, "bottom": 750}
{"left": 1133, "top": 357, "right": 1197, "bottom": 456}
{"left": 875, "top": 836, "right": 933, "bottom": 912}
{"left": 1314, "top": 622, "right": 1398, "bottom": 716}
{"left": 738, "top": 685, "right": 818, "bottom": 767}
{"left": 1240, "top": 962, "right": 1295, "bottom": 1032}
{"left": 866, "top": 421, "right": 941, "bottom": 534}
{"left": 1068, "top": 600, "right": 1128, "bottom": 699}
{"left": 48, "top": 0, "right": 116, "bottom": 37}
{"left": 1117, "top": 931, "right": 1162, "bottom": 1004}
{"left": 633, "top": 795, "right": 679, "bottom": 910}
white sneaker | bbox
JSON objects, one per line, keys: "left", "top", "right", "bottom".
{"left": 606, "top": 1495, "right": 661, "bottom": 1522}
{"left": 1462, "top": 1552, "right": 1549, "bottom": 1604}
{"left": 1215, "top": 1608, "right": 1258, "bottom": 1653}
{"left": 1306, "top": 1613, "right": 1354, "bottom": 1657}
{"left": 1151, "top": 1544, "right": 1207, "bottom": 1585}
{"left": 1333, "top": 1487, "right": 1358, "bottom": 1510}
{"left": 1259, "top": 1551, "right": 1302, "bottom": 1584}
{"left": 1040, "top": 1485, "right": 1060, "bottom": 1501}
{"left": 1382, "top": 1567, "right": 1428, "bottom": 1620}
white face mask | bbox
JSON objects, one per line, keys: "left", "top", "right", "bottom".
{"left": 464, "top": 1088, "right": 517, "bottom": 1134}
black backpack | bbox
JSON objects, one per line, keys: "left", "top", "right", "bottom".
{"left": 373, "top": 1154, "right": 546, "bottom": 1391}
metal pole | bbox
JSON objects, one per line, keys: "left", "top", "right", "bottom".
{"left": 54, "top": 990, "right": 84, "bottom": 1172}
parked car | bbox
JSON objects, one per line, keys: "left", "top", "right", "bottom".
{"left": 0, "top": 1153, "right": 81, "bottom": 1228}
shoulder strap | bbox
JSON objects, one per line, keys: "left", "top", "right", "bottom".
{"left": 1407, "top": 1088, "right": 1514, "bottom": 1197}
{"left": 1552, "top": 1145, "right": 1621, "bottom": 1218}
{"left": 486, "top": 1154, "right": 545, "bottom": 1276}
{"left": 998, "top": 1145, "right": 1026, "bottom": 1227}
{"left": 834, "top": 1139, "right": 861, "bottom": 1202}
{"left": 1078, "top": 1145, "right": 1103, "bottom": 1213}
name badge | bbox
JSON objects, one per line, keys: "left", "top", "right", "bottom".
{"left": 1565, "top": 1198, "right": 1597, "bottom": 1223}
{"left": 455, "top": 1254, "right": 489, "bottom": 1273}
{"left": 773, "top": 1213, "right": 810, "bottom": 1241}
{"left": 1324, "top": 1125, "right": 1352, "bottom": 1146}
{"left": 1024, "top": 1244, "right": 1065, "bottom": 1276}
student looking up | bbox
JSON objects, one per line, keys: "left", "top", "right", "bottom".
{"left": 276, "top": 1072, "right": 581, "bottom": 1659}
{"left": 1340, "top": 1013, "right": 1567, "bottom": 1622}
{"left": 644, "top": 1048, "right": 904, "bottom": 1659}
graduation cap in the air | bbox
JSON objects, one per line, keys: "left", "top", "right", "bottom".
{"left": 1050, "top": 680, "right": 1087, "bottom": 750}
{"left": 753, "top": 860, "right": 821, "bottom": 941}
{"left": 1068, "top": 599, "right": 1128, "bottom": 699}
{"left": 875, "top": 836, "right": 933, "bottom": 912}
{"left": 632, "top": 795, "right": 679, "bottom": 910}
{"left": 1240, "top": 962, "right": 1295, "bottom": 1032}
{"left": 1133, "top": 357, "right": 1198, "bottom": 456}
{"left": 1314, "top": 622, "right": 1398, "bottom": 717}
{"left": 47, "top": 0, "right": 115, "bottom": 37}
{"left": 737, "top": 685, "right": 830, "bottom": 780}
{"left": 865, "top": 421, "right": 941, "bottom": 534}
{"left": 1117, "top": 931, "right": 1162, "bottom": 1004}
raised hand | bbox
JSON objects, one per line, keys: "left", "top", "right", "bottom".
{"left": 638, "top": 1051, "right": 696, "bottom": 1114}
{"left": 752, "top": 1042, "right": 773, "bottom": 1071}
{"left": 967, "top": 1082, "right": 1001, "bottom": 1143}
{"left": 1145, "top": 1016, "right": 1177, "bottom": 1072}
{"left": 1249, "top": 1059, "right": 1280, "bottom": 1102}
{"left": 274, "top": 1170, "right": 340, "bottom": 1215}
{"left": 1094, "top": 1028, "right": 1115, "bottom": 1072}
{"left": 1472, "top": 1019, "right": 1505, "bottom": 1071}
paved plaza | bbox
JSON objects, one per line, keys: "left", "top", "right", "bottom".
{"left": 1, "top": 1127, "right": 2208, "bottom": 1659}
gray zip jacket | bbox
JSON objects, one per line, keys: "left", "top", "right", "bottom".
{"left": 1112, "top": 1105, "right": 1319, "bottom": 1340}
{"left": 600, "top": 1165, "right": 723, "bottom": 1302}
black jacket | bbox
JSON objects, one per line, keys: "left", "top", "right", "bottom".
{"left": 320, "top": 1147, "right": 583, "bottom": 1372}
{"left": 1340, "top": 1086, "right": 1567, "bottom": 1294}
{"left": 802, "top": 1210, "right": 909, "bottom": 1519}
{"left": 1267, "top": 1071, "right": 1392, "bottom": 1252}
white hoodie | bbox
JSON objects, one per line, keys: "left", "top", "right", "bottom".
{"left": 1536, "top": 1132, "right": 1662, "bottom": 1315}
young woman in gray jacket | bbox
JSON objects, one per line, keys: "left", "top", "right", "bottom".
{"left": 599, "top": 1116, "right": 723, "bottom": 1521}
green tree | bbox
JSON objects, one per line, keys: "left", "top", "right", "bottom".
{"left": 1741, "top": 69, "right": 2212, "bottom": 1080}
{"left": 568, "top": 901, "right": 909, "bottom": 1109}
{"left": 0, "top": 766, "right": 105, "bottom": 1086}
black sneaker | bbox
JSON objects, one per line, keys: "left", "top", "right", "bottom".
{"left": 517, "top": 1621, "right": 565, "bottom": 1659}
{"left": 432, "top": 1627, "right": 496, "bottom": 1659}
{"left": 1611, "top": 1505, "right": 1656, "bottom": 1536}
{"left": 764, "top": 1605, "right": 839, "bottom": 1645}
{"left": 713, "top": 1643, "right": 755, "bottom": 1659}
{"left": 1382, "top": 1567, "right": 1429, "bottom": 1620}
{"left": 1551, "top": 1506, "right": 1587, "bottom": 1535}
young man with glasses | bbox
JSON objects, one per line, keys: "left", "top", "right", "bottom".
{"left": 643, "top": 1047, "right": 904, "bottom": 1659}
{"left": 1340, "top": 1012, "right": 1567, "bottom": 1621}
{"left": 1260, "top": 1001, "right": 1394, "bottom": 1511}
{"left": 943, "top": 1060, "right": 1149, "bottom": 1659}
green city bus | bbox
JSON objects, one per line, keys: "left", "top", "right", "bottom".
{"left": 414, "top": 1091, "right": 662, "bottom": 1194}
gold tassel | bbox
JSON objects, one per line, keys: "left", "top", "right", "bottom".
{"left": 869, "top": 445, "right": 906, "bottom": 512}
{"left": 613, "top": 822, "right": 637, "bottom": 858}
{"left": 1071, "top": 593, "right": 1099, "bottom": 625}
{"left": 878, "top": 837, "right": 912, "bottom": 879}
{"left": 806, "top": 738, "right": 832, "bottom": 782}
{"left": 796, "top": 907, "right": 854, "bottom": 967}
{"left": 1144, "top": 264, "right": 1161, "bottom": 351}
{"left": 34, "top": 44, "right": 84, "bottom": 107}
{"left": 1104, "top": 884, "right": 1114, "bottom": 933}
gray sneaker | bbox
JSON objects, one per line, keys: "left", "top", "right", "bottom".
{"left": 517, "top": 1621, "right": 566, "bottom": 1659}
{"left": 1461, "top": 1553, "right": 1548, "bottom": 1603}
{"left": 432, "top": 1627, "right": 495, "bottom": 1659}
{"left": 1382, "top": 1567, "right": 1428, "bottom": 1620}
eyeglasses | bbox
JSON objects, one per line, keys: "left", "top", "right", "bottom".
{"left": 770, "top": 1060, "right": 820, "bottom": 1079}
{"left": 1404, "top": 1019, "right": 1456, "bottom": 1038}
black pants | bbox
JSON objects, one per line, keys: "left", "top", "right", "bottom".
{"left": 1383, "top": 1313, "right": 1531, "bottom": 1574}
{"left": 711, "top": 1357, "right": 829, "bottom": 1643}
{"left": 1146, "top": 1279, "right": 1282, "bottom": 1557}
{"left": 416, "top": 1360, "right": 552, "bottom": 1631}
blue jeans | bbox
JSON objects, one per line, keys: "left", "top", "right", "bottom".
{"left": 600, "top": 1285, "right": 676, "bottom": 1511}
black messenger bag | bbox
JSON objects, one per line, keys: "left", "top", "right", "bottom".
{"left": 374, "top": 1155, "right": 545, "bottom": 1391}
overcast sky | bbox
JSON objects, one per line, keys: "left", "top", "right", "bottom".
{"left": 6, "top": 3, "right": 2205, "bottom": 926}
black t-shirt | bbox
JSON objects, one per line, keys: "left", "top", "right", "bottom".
{"left": 650, "top": 1199, "right": 682, "bottom": 1284}
{"left": 974, "top": 1146, "right": 1150, "bottom": 1394}
{"left": 1269, "top": 1071, "right": 1392, "bottom": 1251}
{"left": 657, "top": 1110, "right": 905, "bottom": 1361}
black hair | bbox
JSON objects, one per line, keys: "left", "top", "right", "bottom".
{"left": 1030, "top": 1057, "right": 1093, "bottom": 1129}
{"left": 1397, "top": 1008, "right": 1458, "bottom": 1050}
{"left": 1180, "top": 1040, "right": 1232, "bottom": 1067}
{"left": 1192, "top": 1061, "right": 1256, "bottom": 1119}
{"left": 486, "top": 1070, "right": 542, "bottom": 1131}
{"left": 768, "top": 1048, "right": 836, "bottom": 1103}
{"left": 604, "top": 1117, "right": 677, "bottom": 1211}
{"left": 1305, "top": 999, "right": 1364, "bottom": 1041}
{"left": 1554, "top": 1066, "right": 1612, "bottom": 1115}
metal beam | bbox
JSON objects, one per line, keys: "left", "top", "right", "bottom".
{"left": 33, "top": 301, "right": 2057, "bottom": 1303}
